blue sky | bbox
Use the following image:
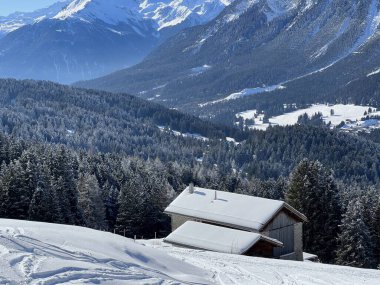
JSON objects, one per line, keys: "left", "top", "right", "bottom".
{"left": 0, "top": 0, "right": 61, "bottom": 16}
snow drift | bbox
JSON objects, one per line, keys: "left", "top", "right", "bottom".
{"left": 0, "top": 219, "right": 213, "bottom": 284}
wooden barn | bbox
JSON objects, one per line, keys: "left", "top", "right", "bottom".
{"left": 164, "top": 185, "right": 307, "bottom": 261}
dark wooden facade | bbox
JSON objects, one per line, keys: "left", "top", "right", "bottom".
{"left": 261, "top": 209, "right": 304, "bottom": 260}
{"left": 245, "top": 240, "right": 277, "bottom": 258}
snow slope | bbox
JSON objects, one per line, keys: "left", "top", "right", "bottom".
{"left": 200, "top": 84, "right": 285, "bottom": 106}
{"left": 237, "top": 104, "right": 377, "bottom": 130}
{"left": 0, "top": 219, "right": 213, "bottom": 284}
{"left": 54, "top": 0, "right": 233, "bottom": 30}
{"left": 53, "top": 0, "right": 145, "bottom": 26}
{"left": 142, "top": 240, "right": 380, "bottom": 285}
{"left": 141, "top": 0, "right": 234, "bottom": 30}
{"left": 1, "top": 220, "right": 379, "bottom": 285}
{"left": 269, "top": 104, "right": 376, "bottom": 126}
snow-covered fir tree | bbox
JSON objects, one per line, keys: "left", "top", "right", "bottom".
{"left": 77, "top": 173, "right": 106, "bottom": 230}
{"left": 374, "top": 200, "right": 380, "bottom": 267}
{"left": 286, "top": 159, "right": 341, "bottom": 263}
{"left": 336, "top": 199, "right": 375, "bottom": 268}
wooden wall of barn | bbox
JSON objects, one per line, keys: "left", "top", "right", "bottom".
{"left": 262, "top": 210, "right": 303, "bottom": 261}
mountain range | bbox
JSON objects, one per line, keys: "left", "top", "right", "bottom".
{"left": 0, "top": 0, "right": 233, "bottom": 83}
{"left": 0, "top": 0, "right": 71, "bottom": 38}
{"left": 78, "top": 0, "right": 380, "bottom": 123}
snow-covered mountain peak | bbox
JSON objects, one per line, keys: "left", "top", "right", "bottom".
{"left": 0, "top": 0, "right": 236, "bottom": 83}
{"left": 223, "top": 0, "right": 315, "bottom": 24}
{"left": 53, "top": 0, "right": 143, "bottom": 25}
{"left": 53, "top": 0, "right": 92, "bottom": 20}
{"left": 140, "top": 0, "right": 234, "bottom": 30}
{"left": 0, "top": 0, "right": 70, "bottom": 37}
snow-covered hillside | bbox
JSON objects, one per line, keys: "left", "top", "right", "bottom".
{"left": 53, "top": 0, "right": 146, "bottom": 26}
{"left": 141, "top": 0, "right": 234, "bottom": 30}
{"left": 0, "top": 219, "right": 212, "bottom": 284}
{"left": 141, "top": 240, "right": 380, "bottom": 285}
{"left": 237, "top": 104, "right": 379, "bottom": 131}
{"left": 1, "top": 219, "right": 380, "bottom": 284}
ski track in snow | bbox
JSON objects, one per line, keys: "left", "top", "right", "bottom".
{"left": 142, "top": 240, "right": 380, "bottom": 285}
{"left": 0, "top": 220, "right": 213, "bottom": 285}
{"left": 1, "top": 220, "right": 380, "bottom": 285}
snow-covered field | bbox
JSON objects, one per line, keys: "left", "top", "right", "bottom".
{"left": 0, "top": 219, "right": 212, "bottom": 285}
{"left": 142, "top": 240, "right": 380, "bottom": 285}
{"left": 237, "top": 104, "right": 379, "bottom": 130}
{"left": 1, "top": 219, "right": 379, "bottom": 285}
{"left": 157, "top": 125, "right": 209, "bottom": 141}
{"left": 200, "top": 85, "right": 285, "bottom": 107}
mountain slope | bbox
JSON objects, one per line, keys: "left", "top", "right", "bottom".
{"left": 1, "top": 79, "right": 380, "bottom": 185}
{"left": 0, "top": 0, "right": 158, "bottom": 83}
{"left": 78, "top": 0, "right": 380, "bottom": 122}
{"left": 0, "top": 0, "right": 232, "bottom": 83}
{"left": 0, "top": 0, "right": 70, "bottom": 38}
{"left": 0, "top": 219, "right": 213, "bottom": 284}
{"left": 141, "top": 0, "right": 234, "bottom": 36}
{"left": 0, "top": 78, "right": 244, "bottom": 164}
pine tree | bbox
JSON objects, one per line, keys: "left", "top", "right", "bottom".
{"left": 2, "top": 160, "right": 33, "bottom": 219}
{"left": 374, "top": 200, "right": 380, "bottom": 267}
{"left": 103, "top": 182, "right": 119, "bottom": 231}
{"left": 286, "top": 159, "right": 341, "bottom": 263}
{"left": 77, "top": 173, "right": 106, "bottom": 229}
{"left": 360, "top": 189, "right": 380, "bottom": 267}
{"left": 50, "top": 147, "right": 82, "bottom": 225}
{"left": 28, "top": 182, "right": 53, "bottom": 222}
{"left": 115, "top": 179, "right": 143, "bottom": 237}
{"left": 336, "top": 199, "right": 374, "bottom": 268}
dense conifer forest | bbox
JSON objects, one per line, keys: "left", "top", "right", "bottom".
{"left": 0, "top": 79, "right": 379, "bottom": 269}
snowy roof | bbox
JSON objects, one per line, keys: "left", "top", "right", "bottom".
{"left": 165, "top": 186, "right": 307, "bottom": 231}
{"left": 164, "top": 221, "right": 283, "bottom": 254}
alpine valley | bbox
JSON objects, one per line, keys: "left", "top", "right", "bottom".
{"left": 0, "top": 0, "right": 233, "bottom": 83}
{"left": 78, "top": 0, "right": 380, "bottom": 125}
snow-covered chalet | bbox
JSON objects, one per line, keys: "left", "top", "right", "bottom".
{"left": 164, "top": 185, "right": 307, "bottom": 261}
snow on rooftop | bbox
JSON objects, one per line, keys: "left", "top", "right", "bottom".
{"left": 164, "top": 221, "right": 282, "bottom": 254}
{"left": 165, "top": 186, "right": 302, "bottom": 231}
